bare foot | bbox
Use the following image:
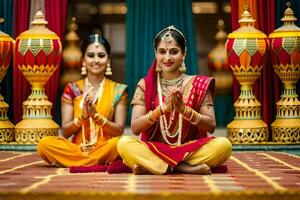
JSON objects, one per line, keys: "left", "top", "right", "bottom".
{"left": 175, "top": 163, "right": 211, "bottom": 175}
{"left": 132, "top": 164, "right": 152, "bottom": 175}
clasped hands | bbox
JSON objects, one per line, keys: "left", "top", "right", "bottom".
{"left": 162, "top": 88, "right": 185, "bottom": 114}
{"left": 81, "top": 88, "right": 102, "bottom": 120}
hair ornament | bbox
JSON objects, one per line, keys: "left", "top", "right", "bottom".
{"left": 94, "top": 34, "right": 99, "bottom": 47}
{"left": 155, "top": 25, "right": 186, "bottom": 43}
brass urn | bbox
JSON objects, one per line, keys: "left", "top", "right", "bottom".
{"left": 268, "top": 3, "right": 300, "bottom": 143}
{"left": 14, "top": 11, "right": 62, "bottom": 144}
{"left": 208, "top": 19, "right": 233, "bottom": 94}
{"left": 61, "top": 17, "right": 82, "bottom": 87}
{"left": 0, "top": 18, "right": 14, "bottom": 143}
{"left": 226, "top": 7, "right": 269, "bottom": 143}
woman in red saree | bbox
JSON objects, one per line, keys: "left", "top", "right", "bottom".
{"left": 37, "top": 34, "right": 128, "bottom": 167}
{"left": 117, "top": 26, "right": 232, "bottom": 175}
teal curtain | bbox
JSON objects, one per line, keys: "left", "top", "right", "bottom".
{"left": 126, "top": 0, "right": 198, "bottom": 124}
{"left": 214, "top": 95, "right": 234, "bottom": 128}
{"left": 0, "top": 0, "right": 14, "bottom": 120}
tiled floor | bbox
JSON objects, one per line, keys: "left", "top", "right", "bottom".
{"left": 0, "top": 151, "right": 299, "bottom": 200}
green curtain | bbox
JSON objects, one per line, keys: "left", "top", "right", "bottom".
{"left": 214, "top": 95, "right": 234, "bottom": 128}
{"left": 0, "top": 0, "right": 14, "bottom": 120}
{"left": 126, "top": 0, "right": 198, "bottom": 124}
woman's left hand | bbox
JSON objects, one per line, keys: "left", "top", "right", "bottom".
{"left": 172, "top": 89, "right": 185, "bottom": 113}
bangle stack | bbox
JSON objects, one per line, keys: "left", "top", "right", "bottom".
{"left": 146, "top": 105, "right": 163, "bottom": 125}
{"left": 93, "top": 113, "right": 107, "bottom": 126}
{"left": 182, "top": 106, "right": 202, "bottom": 125}
{"left": 73, "top": 115, "right": 89, "bottom": 128}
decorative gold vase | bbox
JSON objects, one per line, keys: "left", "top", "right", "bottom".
{"left": 0, "top": 18, "right": 14, "bottom": 143}
{"left": 14, "top": 11, "right": 62, "bottom": 144}
{"left": 269, "top": 3, "right": 300, "bottom": 143}
{"left": 61, "top": 17, "right": 82, "bottom": 87}
{"left": 226, "top": 7, "right": 268, "bottom": 143}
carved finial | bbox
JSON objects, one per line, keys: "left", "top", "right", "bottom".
{"left": 239, "top": 5, "right": 255, "bottom": 25}
{"left": 31, "top": 10, "right": 48, "bottom": 26}
{"left": 69, "top": 17, "right": 78, "bottom": 32}
{"left": 215, "top": 19, "right": 227, "bottom": 41}
{"left": 281, "top": 1, "right": 297, "bottom": 23}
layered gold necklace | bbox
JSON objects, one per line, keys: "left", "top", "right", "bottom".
{"left": 157, "top": 74, "right": 183, "bottom": 146}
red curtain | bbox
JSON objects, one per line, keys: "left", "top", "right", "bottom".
{"left": 44, "top": 0, "right": 67, "bottom": 118}
{"left": 13, "top": 0, "right": 31, "bottom": 123}
{"left": 230, "top": 0, "right": 280, "bottom": 130}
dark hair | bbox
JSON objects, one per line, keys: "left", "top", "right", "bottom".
{"left": 81, "top": 34, "right": 111, "bottom": 55}
{"left": 154, "top": 28, "right": 186, "bottom": 53}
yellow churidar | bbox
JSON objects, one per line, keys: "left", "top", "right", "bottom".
{"left": 117, "top": 136, "right": 232, "bottom": 175}
{"left": 37, "top": 79, "right": 125, "bottom": 167}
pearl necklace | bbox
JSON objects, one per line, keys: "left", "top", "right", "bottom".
{"left": 157, "top": 74, "right": 183, "bottom": 146}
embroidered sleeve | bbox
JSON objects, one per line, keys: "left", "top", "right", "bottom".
{"left": 131, "top": 79, "right": 145, "bottom": 106}
{"left": 201, "top": 90, "right": 214, "bottom": 107}
{"left": 61, "top": 82, "right": 81, "bottom": 104}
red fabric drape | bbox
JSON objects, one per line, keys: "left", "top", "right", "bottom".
{"left": 13, "top": 0, "right": 31, "bottom": 123}
{"left": 230, "top": 0, "right": 280, "bottom": 130}
{"left": 44, "top": 0, "right": 67, "bottom": 118}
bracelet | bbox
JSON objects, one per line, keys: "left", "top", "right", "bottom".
{"left": 73, "top": 115, "right": 88, "bottom": 127}
{"left": 93, "top": 113, "right": 107, "bottom": 126}
{"left": 182, "top": 106, "right": 202, "bottom": 126}
{"left": 146, "top": 111, "right": 155, "bottom": 125}
{"left": 191, "top": 113, "right": 202, "bottom": 125}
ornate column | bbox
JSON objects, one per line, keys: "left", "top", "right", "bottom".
{"left": 0, "top": 18, "right": 14, "bottom": 143}
{"left": 269, "top": 3, "right": 300, "bottom": 143}
{"left": 226, "top": 7, "right": 268, "bottom": 143}
{"left": 14, "top": 11, "right": 62, "bottom": 144}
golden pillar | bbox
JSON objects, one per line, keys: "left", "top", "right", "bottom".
{"left": 14, "top": 11, "right": 62, "bottom": 144}
{"left": 0, "top": 18, "right": 14, "bottom": 143}
{"left": 269, "top": 3, "right": 300, "bottom": 143}
{"left": 226, "top": 7, "right": 268, "bottom": 143}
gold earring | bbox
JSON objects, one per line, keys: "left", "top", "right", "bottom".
{"left": 179, "top": 60, "right": 186, "bottom": 73}
{"left": 81, "top": 63, "right": 87, "bottom": 75}
{"left": 105, "top": 61, "right": 112, "bottom": 75}
{"left": 156, "top": 64, "right": 162, "bottom": 73}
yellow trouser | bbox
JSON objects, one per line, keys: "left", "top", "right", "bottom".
{"left": 37, "top": 136, "right": 120, "bottom": 167}
{"left": 117, "top": 136, "right": 232, "bottom": 175}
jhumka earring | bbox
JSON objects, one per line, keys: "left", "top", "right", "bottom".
{"left": 81, "top": 62, "right": 87, "bottom": 75}
{"left": 156, "top": 64, "right": 162, "bottom": 73}
{"left": 179, "top": 59, "right": 186, "bottom": 73}
{"left": 105, "top": 61, "right": 112, "bottom": 75}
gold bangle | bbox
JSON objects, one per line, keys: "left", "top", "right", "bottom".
{"left": 191, "top": 113, "right": 202, "bottom": 125}
{"left": 146, "top": 111, "right": 155, "bottom": 125}
{"left": 93, "top": 113, "right": 107, "bottom": 126}
{"left": 73, "top": 117, "right": 82, "bottom": 127}
{"left": 73, "top": 115, "right": 88, "bottom": 127}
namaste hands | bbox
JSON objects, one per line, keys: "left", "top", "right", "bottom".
{"left": 82, "top": 88, "right": 97, "bottom": 119}
{"left": 163, "top": 88, "right": 185, "bottom": 113}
